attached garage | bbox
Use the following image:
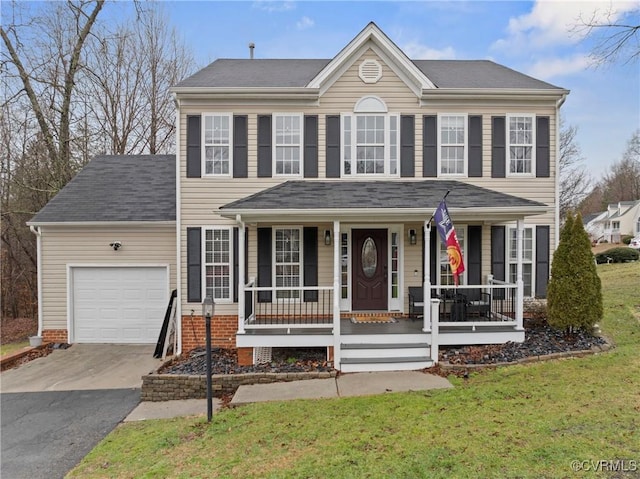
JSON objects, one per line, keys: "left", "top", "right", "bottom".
{"left": 71, "top": 266, "right": 169, "bottom": 343}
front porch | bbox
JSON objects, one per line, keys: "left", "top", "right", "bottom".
{"left": 236, "top": 281, "right": 524, "bottom": 372}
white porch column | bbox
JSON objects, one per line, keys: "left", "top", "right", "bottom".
{"left": 332, "top": 220, "right": 341, "bottom": 367}
{"left": 430, "top": 298, "right": 440, "bottom": 364}
{"left": 516, "top": 218, "right": 524, "bottom": 331}
{"left": 423, "top": 221, "right": 432, "bottom": 332}
{"left": 237, "top": 215, "right": 245, "bottom": 334}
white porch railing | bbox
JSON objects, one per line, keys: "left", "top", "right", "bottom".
{"left": 243, "top": 282, "right": 335, "bottom": 331}
{"left": 423, "top": 277, "right": 520, "bottom": 333}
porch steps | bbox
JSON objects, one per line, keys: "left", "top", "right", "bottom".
{"left": 340, "top": 342, "right": 433, "bottom": 372}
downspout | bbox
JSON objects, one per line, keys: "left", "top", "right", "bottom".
{"left": 554, "top": 93, "right": 567, "bottom": 250}
{"left": 29, "top": 225, "right": 43, "bottom": 337}
{"left": 174, "top": 93, "right": 183, "bottom": 355}
{"left": 235, "top": 214, "right": 246, "bottom": 334}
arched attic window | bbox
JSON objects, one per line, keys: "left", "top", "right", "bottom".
{"left": 342, "top": 96, "right": 398, "bottom": 176}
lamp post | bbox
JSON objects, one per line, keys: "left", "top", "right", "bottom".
{"left": 202, "top": 295, "right": 214, "bottom": 422}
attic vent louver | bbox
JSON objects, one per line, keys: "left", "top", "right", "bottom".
{"left": 359, "top": 59, "right": 382, "bottom": 84}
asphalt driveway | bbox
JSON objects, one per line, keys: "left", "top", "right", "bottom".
{"left": 1, "top": 344, "right": 163, "bottom": 478}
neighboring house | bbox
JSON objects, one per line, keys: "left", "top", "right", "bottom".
{"left": 584, "top": 211, "right": 607, "bottom": 243}
{"left": 594, "top": 200, "right": 640, "bottom": 243}
{"left": 29, "top": 23, "right": 569, "bottom": 372}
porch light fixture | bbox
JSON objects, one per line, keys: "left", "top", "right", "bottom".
{"left": 202, "top": 295, "right": 214, "bottom": 422}
{"left": 324, "top": 230, "right": 332, "bottom": 246}
{"left": 408, "top": 229, "right": 417, "bottom": 245}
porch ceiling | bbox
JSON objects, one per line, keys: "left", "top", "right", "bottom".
{"left": 219, "top": 180, "right": 550, "bottom": 223}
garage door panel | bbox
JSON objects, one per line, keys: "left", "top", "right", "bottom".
{"left": 73, "top": 267, "right": 168, "bottom": 343}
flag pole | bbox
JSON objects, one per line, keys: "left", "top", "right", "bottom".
{"left": 428, "top": 190, "right": 450, "bottom": 225}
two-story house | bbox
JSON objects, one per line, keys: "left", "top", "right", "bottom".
{"left": 29, "top": 23, "right": 568, "bottom": 372}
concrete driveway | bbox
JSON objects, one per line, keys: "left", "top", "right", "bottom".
{"left": 1, "top": 344, "right": 163, "bottom": 392}
{"left": 1, "top": 344, "right": 164, "bottom": 478}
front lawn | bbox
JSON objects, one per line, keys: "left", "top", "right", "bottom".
{"left": 68, "top": 263, "right": 640, "bottom": 479}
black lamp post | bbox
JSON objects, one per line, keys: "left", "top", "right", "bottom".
{"left": 202, "top": 295, "right": 214, "bottom": 422}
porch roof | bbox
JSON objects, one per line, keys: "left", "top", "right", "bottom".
{"left": 219, "top": 180, "right": 550, "bottom": 222}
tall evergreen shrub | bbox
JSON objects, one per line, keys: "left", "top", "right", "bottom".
{"left": 547, "top": 212, "right": 602, "bottom": 333}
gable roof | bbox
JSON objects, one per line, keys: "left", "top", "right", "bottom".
{"left": 29, "top": 155, "right": 176, "bottom": 225}
{"left": 219, "top": 180, "right": 549, "bottom": 221}
{"left": 174, "top": 22, "right": 563, "bottom": 92}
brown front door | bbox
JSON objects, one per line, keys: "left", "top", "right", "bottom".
{"left": 352, "top": 229, "right": 388, "bottom": 310}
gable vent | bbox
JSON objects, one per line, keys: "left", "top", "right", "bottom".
{"left": 359, "top": 59, "right": 382, "bottom": 84}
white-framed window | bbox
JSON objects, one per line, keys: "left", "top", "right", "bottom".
{"left": 612, "top": 221, "right": 620, "bottom": 230}
{"left": 507, "top": 114, "right": 535, "bottom": 176}
{"left": 204, "top": 227, "right": 232, "bottom": 301}
{"left": 341, "top": 96, "right": 399, "bottom": 177}
{"left": 202, "top": 113, "right": 232, "bottom": 176}
{"left": 439, "top": 114, "right": 467, "bottom": 175}
{"left": 273, "top": 114, "right": 302, "bottom": 176}
{"left": 438, "top": 227, "right": 466, "bottom": 286}
{"left": 340, "top": 232, "right": 349, "bottom": 300}
{"left": 508, "top": 227, "right": 533, "bottom": 297}
{"left": 636, "top": 218, "right": 640, "bottom": 235}
{"left": 273, "top": 227, "right": 302, "bottom": 300}
{"left": 391, "top": 232, "right": 400, "bottom": 298}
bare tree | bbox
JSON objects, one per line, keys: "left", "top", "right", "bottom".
{"left": 575, "top": 5, "right": 640, "bottom": 65}
{"left": 559, "top": 121, "right": 591, "bottom": 218}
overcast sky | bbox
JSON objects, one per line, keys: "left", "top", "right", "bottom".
{"left": 103, "top": 1, "right": 640, "bottom": 179}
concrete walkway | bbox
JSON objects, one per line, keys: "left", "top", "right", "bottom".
{"left": 230, "top": 371, "right": 453, "bottom": 406}
{"left": 122, "top": 371, "right": 453, "bottom": 421}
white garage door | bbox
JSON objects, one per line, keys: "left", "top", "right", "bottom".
{"left": 72, "top": 266, "right": 168, "bottom": 343}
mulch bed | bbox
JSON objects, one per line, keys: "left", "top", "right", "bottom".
{"left": 438, "top": 320, "right": 607, "bottom": 366}
{"left": 0, "top": 343, "right": 55, "bottom": 372}
{"left": 160, "top": 347, "right": 333, "bottom": 375}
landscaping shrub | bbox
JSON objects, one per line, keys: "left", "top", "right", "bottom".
{"left": 622, "top": 235, "right": 633, "bottom": 245}
{"left": 595, "top": 247, "right": 640, "bottom": 264}
{"left": 547, "top": 212, "right": 602, "bottom": 333}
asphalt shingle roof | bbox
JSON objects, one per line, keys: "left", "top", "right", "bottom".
{"left": 29, "top": 155, "right": 176, "bottom": 223}
{"left": 220, "top": 180, "right": 547, "bottom": 211}
{"left": 175, "top": 58, "right": 561, "bottom": 90}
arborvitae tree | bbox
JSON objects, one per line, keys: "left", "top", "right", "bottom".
{"left": 547, "top": 212, "right": 603, "bottom": 333}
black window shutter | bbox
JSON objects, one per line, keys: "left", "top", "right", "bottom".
{"left": 233, "top": 115, "right": 248, "bottom": 178}
{"left": 257, "top": 115, "right": 272, "bottom": 178}
{"left": 186, "top": 227, "right": 202, "bottom": 302}
{"left": 257, "top": 227, "right": 272, "bottom": 302}
{"left": 303, "top": 227, "right": 318, "bottom": 302}
{"left": 304, "top": 115, "right": 318, "bottom": 178}
{"left": 491, "top": 225, "right": 506, "bottom": 282}
{"left": 468, "top": 115, "right": 483, "bottom": 177}
{"left": 467, "top": 225, "right": 482, "bottom": 300}
{"left": 423, "top": 115, "right": 437, "bottom": 177}
{"left": 326, "top": 115, "right": 341, "bottom": 178}
{"left": 492, "top": 116, "right": 506, "bottom": 178}
{"left": 536, "top": 116, "right": 550, "bottom": 178}
{"left": 233, "top": 227, "right": 239, "bottom": 302}
{"left": 400, "top": 115, "right": 415, "bottom": 177}
{"left": 186, "top": 115, "right": 201, "bottom": 178}
{"left": 535, "top": 226, "right": 550, "bottom": 298}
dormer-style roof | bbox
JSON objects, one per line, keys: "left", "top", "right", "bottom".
{"left": 172, "top": 22, "right": 567, "bottom": 100}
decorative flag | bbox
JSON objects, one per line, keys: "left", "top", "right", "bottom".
{"left": 434, "top": 200, "right": 465, "bottom": 285}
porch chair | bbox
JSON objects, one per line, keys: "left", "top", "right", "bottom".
{"left": 408, "top": 287, "right": 424, "bottom": 321}
{"left": 465, "top": 292, "right": 492, "bottom": 318}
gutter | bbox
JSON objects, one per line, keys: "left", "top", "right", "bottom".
{"left": 420, "top": 88, "right": 570, "bottom": 102}
{"left": 29, "top": 225, "right": 43, "bottom": 337}
{"left": 174, "top": 92, "right": 183, "bottom": 356}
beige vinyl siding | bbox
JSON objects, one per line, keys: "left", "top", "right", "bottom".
{"left": 40, "top": 225, "right": 176, "bottom": 331}
{"left": 177, "top": 44, "right": 560, "bottom": 311}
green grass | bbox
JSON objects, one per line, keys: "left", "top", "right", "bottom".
{"left": 68, "top": 263, "right": 640, "bottom": 479}
{"left": 0, "top": 340, "right": 30, "bottom": 357}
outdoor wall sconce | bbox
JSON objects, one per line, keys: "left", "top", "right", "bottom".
{"left": 408, "top": 229, "right": 417, "bottom": 245}
{"left": 324, "top": 230, "right": 332, "bottom": 246}
{"left": 109, "top": 241, "right": 122, "bottom": 251}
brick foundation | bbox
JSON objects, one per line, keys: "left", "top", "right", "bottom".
{"left": 237, "top": 347, "right": 253, "bottom": 366}
{"left": 42, "top": 329, "right": 68, "bottom": 343}
{"left": 328, "top": 346, "right": 334, "bottom": 362}
{"left": 181, "top": 315, "right": 237, "bottom": 351}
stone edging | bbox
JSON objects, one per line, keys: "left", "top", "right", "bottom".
{"left": 439, "top": 338, "right": 613, "bottom": 371}
{"left": 141, "top": 370, "right": 337, "bottom": 402}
